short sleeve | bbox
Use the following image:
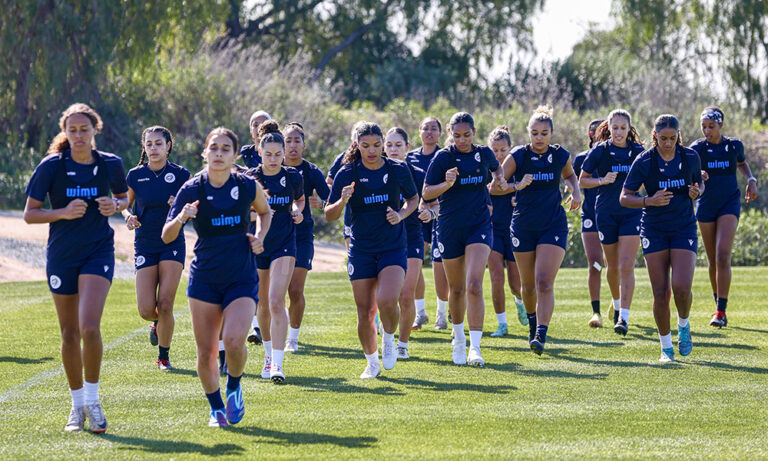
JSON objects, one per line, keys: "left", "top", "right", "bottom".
{"left": 328, "top": 167, "right": 352, "bottom": 204}
{"left": 623, "top": 155, "right": 648, "bottom": 192}
{"left": 424, "top": 152, "right": 447, "bottom": 186}
{"left": 328, "top": 152, "right": 345, "bottom": 180}
{"left": 483, "top": 146, "right": 499, "bottom": 171}
{"left": 291, "top": 170, "right": 304, "bottom": 200}
{"left": 310, "top": 166, "right": 330, "bottom": 200}
{"left": 572, "top": 153, "right": 585, "bottom": 177}
{"left": 396, "top": 162, "right": 417, "bottom": 198}
{"left": 581, "top": 146, "right": 601, "bottom": 175}
{"left": 107, "top": 158, "right": 128, "bottom": 194}
{"left": 688, "top": 151, "right": 702, "bottom": 183}
{"left": 126, "top": 168, "right": 137, "bottom": 190}
{"left": 25, "top": 157, "right": 56, "bottom": 202}
{"left": 167, "top": 180, "right": 197, "bottom": 223}
{"left": 734, "top": 139, "right": 746, "bottom": 163}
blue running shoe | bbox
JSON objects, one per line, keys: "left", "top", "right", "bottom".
{"left": 659, "top": 347, "right": 675, "bottom": 363}
{"left": 490, "top": 323, "right": 508, "bottom": 337}
{"left": 225, "top": 385, "right": 244, "bottom": 424}
{"left": 530, "top": 337, "right": 544, "bottom": 356}
{"left": 678, "top": 324, "right": 692, "bottom": 356}
{"left": 209, "top": 408, "right": 228, "bottom": 427}
{"left": 516, "top": 300, "right": 528, "bottom": 326}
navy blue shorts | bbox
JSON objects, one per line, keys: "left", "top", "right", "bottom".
{"left": 492, "top": 228, "right": 516, "bottom": 261}
{"left": 343, "top": 208, "right": 352, "bottom": 240}
{"left": 47, "top": 250, "right": 115, "bottom": 295}
{"left": 256, "top": 237, "right": 297, "bottom": 270}
{"left": 347, "top": 247, "right": 407, "bottom": 281}
{"left": 510, "top": 223, "right": 568, "bottom": 253}
{"left": 407, "top": 227, "right": 425, "bottom": 260}
{"left": 430, "top": 223, "right": 442, "bottom": 263}
{"left": 134, "top": 243, "right": 185, "bottom": 271}
{"left": 421, "top": 221, "right": 433, "bottom": 244}
{"left": 581, "top": 215, "right": 597, "bottom": 233}
{"left": 437, "top": 218, "right": 493, "bottom": 260}
{"left": 697, "top": 195, "right": 741, "bottom": 223}
{"left": 596, "top": 210, "right": 641, "bottom": 245}
{"left": 295, "top": 234, "right": 314, "bottom": 270}
{"left": 640, "top": 227, "right": 698, "bottom": 255}
{"left": 187, "top": 277, "right": 258, "bottom": 308}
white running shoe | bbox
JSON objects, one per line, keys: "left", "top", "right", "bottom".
{"left": 360, "top": 361, "right": 382, "bottom": 379}
{"left": 397, "top": 345, "right": 409, "bottom": 359}
{"left": 467, "top": 346, "right": 485, "bottom": 367}
{"left": 85, "top": 401, "right": 108, "bottom": 433}
{"left": 434, "top": 313, "right": 448, "bottom": 330}
{"left": 261, "top": 355, "right": 271, "bottom": 379}
{"left": 411, "top": 313, "right": 429, "bottom": 330}
{"left": 382, "top": 339, "right": 397, "bottom": 370}
{"left": 452, "top": 337, "right": 467, "bottom": 365}
{"left": 65, "top": 406, "right": 86, "bottom": 432}
{"left": 285, "top": 339, "right": 299, "bottom": 352}
{"left": 270, "top": 363, "right": 285, "bottom": 384}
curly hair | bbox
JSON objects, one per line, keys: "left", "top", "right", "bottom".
{"left": 47, "top": 103, "right": 104, "bottom": 154}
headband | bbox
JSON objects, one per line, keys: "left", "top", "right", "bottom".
{"left": 700, "top": 110, "right": 723, "bottom": 124}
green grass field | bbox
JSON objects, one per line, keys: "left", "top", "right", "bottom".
{"left": 1, "top": 267, "right": 767, "bottom": 460}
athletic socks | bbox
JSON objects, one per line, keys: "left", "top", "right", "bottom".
{"left": 415, "top": 299, "right": 426, "bottom": 316}
{"left": 678, "top": 316, "right": 689, "bottom": 328}
{"left": 452, "top": 322, "right": 466, "bottom": 344}
{"left": 436, "top": 298, "right": 448, "bottom": 317}
{"left": 288, "top": 327, "right": 300, "bottom": 341}
{"left": 158, "top": 346, "right": 170, "bottom": 361}
{"left": 383, "top": 332, "right": 395, "bottom": 345}
{"left": 612, "top": 299, "right": 620, "bottom": 312}
{"left": 397, "top": 340, "right": 408, "bottom": 349}
{"left": 717, "top": 297, "right": 728, "bottom": 313}
{"left": 70, "top": 387, "right": 85, "bottom": 408}
{"left": 263, "top": 340, "right": 273, "bottom": 357}
{"left": 206, "top": 389, "right": 225, "bottom": 410}
{"left": 659, "top": 333, "right": 673, "bottom": 350}
{"left": 514, "top": 296, "right": 524, "bottom": 306}
{"left": 527, "top": 313, "right": 537, "bottom": 339}
{"left": 252, "top": 316, "right": 259, "bottom": 329}
{"left": 591, "top": 300, "right": 600, "bottom": 314}
{"left": 218, "top": 340, "right": 225, "bottom": 351}
{"left": 495, "top": 312, "right": 507, "bottom": 325}
{"left": 620, "top": 308, "right": 630, "bottom": 323}
{"left": 364, "top": 351, "right": 378, "bottom": 365}
{"left": 226, "top": 374, "right": 242, "bottom": 391}
{"left": 84, "top": 381, "right": 99, "bottom": 404}
{"left": 535, "top": 325, "right": 548, "bottom": 343}
{"left": 469, "top": 330, "right": 482, "bottom": 349}
{"left": 218, "top": 340, "right": 226, "bottom": 365}
{"left": 272, "top": 349, "right": 284, "bottom": 369}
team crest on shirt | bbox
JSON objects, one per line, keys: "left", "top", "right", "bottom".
{"left": 49, "top": 275, "right": 61, "bottom": 289}
{"left": 547, "top": 153, "right": 553, "bottom": 163}
{"left": 136, "top": 255, "right": 146, "bottom": 267}
{"left": 642, "top": 238, "right": 650, "bottom": 249}
{"left": 383, "top": 174, "right": 388, "bottom": 184}
{"left": 230, "top": 186, "right": 239, "bottom": 200}
{"left": 280, "top": 176, "right": 287, "bottom": 187}
{"left": 474, "top": 152, "right": 481, "bottom": 162}
{"left": 93, "top": 165, "right": 99, "bottom": 176}
{"left": 584, "top": 219, "right": 593, "bottom": 229}
{"left": 164, "top": 172, "right": 176, "bottom": 183}
{"left": 347, "top": 262, "right": 354, "bottom": 276}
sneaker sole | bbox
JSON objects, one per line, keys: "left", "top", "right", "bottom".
{"left": 614, "top": 327, "right": 628, "bottom": 336}
{"left": 468, "top": 359, "right": 485, "bottom": 367}
{"left": 271, "top": 375, "right": 285, "bottom": 384}
{"left": 530, "top": 342, "right": 544, "bottom": 356}
{"left": 247, "top": 336, "right": 262, "bottom": 344}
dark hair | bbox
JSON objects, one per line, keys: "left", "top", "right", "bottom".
{"left": 488, "top": 125, "right": 511, "bottom": 146}
{"left": 528, "top": 105, "right": 554, "bottom": 131}
{"left": 449, "top": 112, "right": 475, "bottom": 131}
{"left": 258, "top": 120, "right": 285, "bottom": 150}
{"left": 386, "top": 126, "right": 409, "bottom": 145}
{"left": 47, "top": 103, "right": 104, "bottom": 154}
{"left": 343, "top": 122, "right": 383, "bottom": 164}
{"left": 701, "top": 106, "right": 725, "bottom": 124}
{"left": 138, "top": 126, "right": 174, "bottom": 166}
{"left": 420, "top": 117, "right": 442, "bottom": 134}
{"left": 205, "top": 127, "right": 239, "bottom": 153}
{"left": 283, "top": 121, "right": 305, "bottom": 143}
{"left": 652, "top": 114, "right": 683, "bottom": 147}
{"left": 587, "top": 119, "right": 604, "bottom": 148}
{"left": 593, "top": 110, "right": 642, "bottom": 146}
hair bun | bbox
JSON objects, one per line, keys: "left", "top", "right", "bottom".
{"left": 533, "top": 105, "right": 553, "bottom": 118}
{"left": 495, "top": 125, "right": 510, "bottom": 133}
{"left": 258, "top": 120, "right": 281, "bottom": 138}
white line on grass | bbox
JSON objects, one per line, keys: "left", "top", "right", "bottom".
{"left": 0, "top": 308, "right": 189, "bottom": 403}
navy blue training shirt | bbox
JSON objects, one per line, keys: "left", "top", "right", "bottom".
{"left": 689, "top": 137, "right": 745, "bottom": 206}
{"left": 247, "top": 165, "right": 304, "bottom": 251}
{"left": 582, "top": 141, "right": 644, "bottom": 214}
{"left": 573, "top": 150, "right": 597, "bottom": 218}
{"left": 240, "top": 144, "right": 261, "bottom": 169}
{"left": 509, "top": 144, "right": 570, "bottom": 231}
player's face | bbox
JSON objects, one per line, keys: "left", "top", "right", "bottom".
{"left": 144, "top": 132, "right": 170, "bottom": 163}
{"left": 528, "top": 121, "right": 552, "bottom": 152}
{"left": 701, "top": 118, "right": 722, "bottom": 143}
{"left": 358, "top": 134, "right": 383, "bottom": 165}
{"left": 250, "top": 115, "right": 269, "bottom": 142}
{"left": 204, "top": 134, "right": 235, "bottom": 172}
{"left": 284, "top": 128, "right": 305, "bottom": 163}
{"left": 610, "top": 116, "right": 630, "bottom": 146}
{"left": 261, "top": 142, "right": 285, "bottom": 170}
{"left": 490, "top": 139, "right": 511, "bottom": 163}
{"left": 654, "top": 128, "right": 678, "bottom": 154}
{"left": 65, "top": 113, "right": 95, "bottom": 152}
{"left": 451, "top": 123, "right": 475, "bottom": 153}
{"left": 385, "top": 132, "right": 408, "bottom": 160}
{"left": 420, "top": 120, "right": 440, "bottom": 145}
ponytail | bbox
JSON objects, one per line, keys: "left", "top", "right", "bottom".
{"left": 343, "top": 122, "right": 383, "bottom": 164}
{"left": 138, "top": 125, "right": 174, "bottom": 167}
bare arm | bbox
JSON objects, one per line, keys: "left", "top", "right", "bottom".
{"left": 23, "top": 196, "right": 86, "bottom": 224}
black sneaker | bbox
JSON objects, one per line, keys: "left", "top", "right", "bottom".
{"left": 530, "top": 336, "right": 545, "bottom": 355}
{"left": 247, "top": 327, "right": 262, "bottom": 345}
{"left": 614, "top": 318, "right": 628, "bottom": 336}
{"left": 149, "top": 321, "right": 158, "bottom": 346}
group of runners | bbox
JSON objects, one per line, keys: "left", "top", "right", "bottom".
{"left": 24, "top": 102, "right": 757, "bottom": 431}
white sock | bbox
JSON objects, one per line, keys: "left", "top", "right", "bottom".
{"left": 678, "top": 316, "right": 689, "bottom": 328}
{"left": 452, "top": 322, "right": 466, "bottom": 343}
{"left": 364, "top": 351, "right": 378, "bottom": 365}
{"left": 70, "top": 387, "right": 85, "bottom": 408}
{"left": 469, "top": 330, "right": 482, "bottom": 349}
{"left": 84, "top": 381, "right": 99, "bottom": 404}
{"left": 263, "top": 340, "right": 272, "bottom": 357}
{"left": 383, "top": 332, "right": 395, "bottom": 345}
{"left": 495, "top": 312, "right": 507, "bottom": 325}
{"left": 397, "top": 340, "right": 408, "bottom": 349}
{"left": 218, "top": 340, "right": 225, "bottom": 351}
{"left": 437, "top": 298, "right": 448, "bottom": 316}
{"left": 252, "top": 316, "right": 259, "bottom": 329}
{"left": 620, "top": 308, "right": 630, "bottom": 322}
{"left": 612, "top": 299, "right": 620, "bottom": 311}
{"left": 659, "top": 333, "right": 673, "bottom": 349}
{"left": 272, "top": 349, "right": 284, "bottom": 368}
{"left": 288, "top": 327, "right": 300, "bottom": 341}
{"left": 415, "top": 299, "right": 426, "bottom": 316}
{"left": 513, "top": 296, "right": 523, "bottom": 306}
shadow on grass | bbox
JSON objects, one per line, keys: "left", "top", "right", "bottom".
{"left": 100, "top": 433, "right": 244, "bottom": 456}
{"left": 378, "top": 375, "right": 517, "bottom": 393}
{"left": 289, "top": 376, "right": 404, "bottom": 395}
{"left": 547, "top": 349, "right": 662, "bottom": 369}
{"left": 686, "top": 360, "right": 768, "bottom": 374}
{"left": 407, "top": 354, "right": 608, "bottom": 379}
{"left": 729, "top": 326, "right": 768, "bottom": 334}
{"left": 227, "top": 425, "right": 377, "bottom": 448}
{"left": 0, "top": 356, "right": 54, "bottom": 365}
{"left": 300, "top": 344, "right": 361, "bottom": 361}
{"left": 167, "top": 368, "right": 262, "bottom": 380}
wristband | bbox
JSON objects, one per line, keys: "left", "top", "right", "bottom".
{"left": 748, "top": 176, "right": 757, "bottom": 184}
{"left": 113, "top": 198, "right": 120, "bottom": 210}
{"left": 643, "top": 197, "right": 647, "bottom": 207}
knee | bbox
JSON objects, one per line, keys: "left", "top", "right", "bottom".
{"left": 466, "top": 279, "right": 483, "bottom": 297}
{"left": 157, "top": 298, "right": 174, "bottom": 315}
{"left": 222, "top": 334, "right": 244, "bottom": 351}
{"left": 618, "top": 258, "right": 635, "bottom": 275}
{"left": 534, "top": 274, "right": 554, "bottom": 293}
{"left": 651, "top": 284, "right": 669, "bottom": 300}
{"left": 489, "top": 272, "right": 504, "bottom": 286}
{"left": 449, "top": 284, "right": 466, "bottom": 297}
{"left": 399, "top": 291, "right": 415, "bottom": 307}
{"left": 521, "top": 281, "right": 536, "bottom": 294}
{"left": 671, "top": 281, "right": 691, "bottom": 299}
{"left": 79, "top": 324, "right": 101, "bottom": 343}
{"left": 715, "top": 252, "right": 731, "bottom": 269}
{"left": 288, "top": 285, "right": 303, "bottom": 302}
{"left": 60, "top": 326, "right": 80, "bottom": 345}
{"left": 268, "top": 296, "right": 286, "bottom": 313}
{"left": 138, "top": 303, "right": 157, "bottom": 321}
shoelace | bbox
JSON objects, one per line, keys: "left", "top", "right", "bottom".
{"left": 87, "top": 403, "right": 105, "bottom": 424}
{"left": 68, "top": 407, "right": 84, "bottom": 423}
{"left": 383, "top": 342, "right": 395, "bottom": 356}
